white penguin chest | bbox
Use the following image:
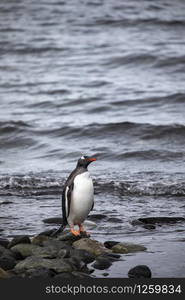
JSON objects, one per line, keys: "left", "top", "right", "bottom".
{"left": 73, "top": 171, "right": 94, "bottom": 203}
{"left": 68, "top": 171, "right": 94, "bottom": 224}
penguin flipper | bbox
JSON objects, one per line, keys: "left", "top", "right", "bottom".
{"left": 91, "top": 201, "right": 94, "bottom": 211}
{"left": 62, "top": 182, "right": 74, "bottom": 223}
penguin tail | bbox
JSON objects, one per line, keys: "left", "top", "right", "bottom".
{"left": 51, "top": 222, "right": 66, "bottom": 237}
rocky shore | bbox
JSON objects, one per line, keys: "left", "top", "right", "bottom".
{"left": 0, "top": 227, "right": 150, "bottom": 279}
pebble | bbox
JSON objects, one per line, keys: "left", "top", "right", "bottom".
{"left": 92, "top": 256, "right": 112, "bottom": 270}
{"left": 128, "top": 265, "right": 152, "bottom": 278}
{"left": 0, "top": 255, "right": 16, "bottom": 270}
{"left": 8, "top": 235, "right": 31, "bottom": 249}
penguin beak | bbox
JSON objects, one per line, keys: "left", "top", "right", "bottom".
{"left": 87, "top": 157, "right": 97, "bottom": 162}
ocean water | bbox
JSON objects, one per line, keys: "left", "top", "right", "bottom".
{"left": 0, "top": 0, "right": 185, "bottom": 277}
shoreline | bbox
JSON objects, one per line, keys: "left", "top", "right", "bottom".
{"left": 0, "top": 228, "right": 150, "bottom": 279}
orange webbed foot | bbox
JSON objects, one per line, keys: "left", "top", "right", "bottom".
{"left": 70, "top": 228, "right": 80, "bottom": 236}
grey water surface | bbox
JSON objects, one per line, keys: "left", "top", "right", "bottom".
{"left": 0, "top": 0, "right": 185, "bottom": 277}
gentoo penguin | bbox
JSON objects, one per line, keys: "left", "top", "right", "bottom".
{"left": 54, "top": 155, "right": 96, "bottom": 236}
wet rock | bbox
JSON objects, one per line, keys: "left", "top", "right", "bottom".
{"left": 143, "top": 224, "right": 156, "bottom": 230}
{"left": 43, "top": 239, "right": 72, "bottom": 252}
{"left": 65, "top": 256, "right": 86, "bottom": 271}
{"left": 92, "top": 256, "right": 112, "bottom": 270}
{"left": 8, "top": 235, "right": 31, "bottom": 249}
{"left": 0, "top": 255, "right": 16, "bottom": 270}
{"left": 104, "top": 241, "right": 120, "bottom": 249}
{"left": 128, "top": 265, "right": 152, "bottom": 278}
{"left": 31, "top": 235, "right": 51, "bottom": 246}
{"left": 112, "top": 242, "right": 147, "bottom": 254}
{"left": 34, "top": 246, "right": 69, "bottom": 259}
{"left": 0, "top": 267, "right": 11, "bottom": 279}
{"left": 70, "top": 248, "right": 95, "bottom": 264}
{"left": 0, "top": 238, "right": 9, "bottom": 248}
{"left": 102, "top": 272, "right": 109, "bottom": 277}
{"left": 137, "top": 217, "right": 185, "bottom": 225}
{"left": 71, "top": 271, "right": 92, "bottom": 278}
{"left": 54, "top": 272, "right": 75, "bottom": 279}
{"left": 0, "top": 245, "right": 16, "bottom": 258}
{"left": 42, "top": 217, "right": 62, "bottom": 224}
{"left": 131, "top": 219, "right": 143, "bottom": 226}
{"left": 73, "top": 238, "right": 111, "bottom": 256}
{"left": 58, "top": 231, "right": 89, "bottom": 244}
{"left": 104, "top": 253, "right": 121, "bottom": 261}
{"left": 22, "top": 267, "right": 56, "bottom": 279}
{"left": 38, "top": 229, "right": 57, "bottom": 236}
{"left": 11, "top": 244, "right": 42, "bottom": 258}
{"left": 58, "top": 249, "right": 70, "bottom": 258}
{"left": 15, "top": 256, "right": 74, "bottom": 273}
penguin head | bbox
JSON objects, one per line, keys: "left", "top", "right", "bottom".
{"left": 77, "top": 155, "right": 97, "bottom": 168}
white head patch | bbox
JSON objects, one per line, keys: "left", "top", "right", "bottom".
{"left": 80, "top": 156, "right": 85, "bottom": 160}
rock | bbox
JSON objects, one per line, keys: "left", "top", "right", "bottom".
{"left": 38, "top": 229, "right": 57, "bottom": 236}
{"left": 143, "top": 224, "right": 156, "bottom": 230}
{"left": 65, "top": 257, "right": 86, "bottom": 272}
{"left": 0, "top": 238, "right": 9, "bottom": 248}
{"left": 92, "top": 256, "right": 112, "bottom": 270}
{"left": 54, "top": 272, "right": 75, "bottom": 279}
{"left": 42, "top": 217, "right": 63, "bottom": 224}
{"left": 0, "top": 267, "right": 11, "bottom": 279}
{"left": 8, "top": 235, "right": 31, "bottom": 249}
{"left": 112, "top": 242, "right": 147, "bottom": 254}
{"left": 104, "top": 241, "right": 120, "bottom": 249}
{"left": 131, "top": 219, "right": 143, "bottom": 226}
{"left": 58, "top": 232, "right": 89, "bottom": 244}
{"left": 31, "top": 235, "right": 51, "bottom": 246}
{"left": 138, "top": 217, "right": 185, "bottom": 225}
{"left": 0, "top": 245, "right": 16, "bottom": 259}
{"left": 102, "top": 272, "right": 109, "bottom": 277}
{"left": 14, "top": 256, "right": 74, "bottom": 273}
{"left": 58, "top": 249, "right": 69, "bottom": 258}
{"left": 71, "top": 271, "right": 92, "bottom": 278}
{"left": 33, "top": 246, "right": 68, "bottom": 259}
{"left": 0, "top": 255, "right": 16, "bottom": 270}
{"left": 11, "top": 244, "right": 42, "bottom": 258}
{"left": 73, "top": 238, "right": 111, "bottom": 256}
{"left": 128, "top": 265, "right": 152, "bottom": 278}
{"left": 43, "top": 239, "right": 72, "bottom": 252}
{"left": 22, "top": 267, "right": 56, "bottom": 278}
{"left": 70, "top": 248, "right": 95, "bottom": 264}
{"left": 104, "top": 253, "right": 121, "bottom": 261}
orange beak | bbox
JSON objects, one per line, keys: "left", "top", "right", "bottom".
{"left": 87, "top": 157, "right": 97, "bottom": 162}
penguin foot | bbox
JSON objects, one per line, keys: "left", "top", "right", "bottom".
{"left": 79, "top": 225, "right": 90, "bottom": 236}
{"left": 70, "top": 228, "right": 80, "bottom": 236}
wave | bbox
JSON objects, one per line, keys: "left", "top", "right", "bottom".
{"left": 53, "top": 122, "right": 185, "bottom": 141}
{"left": 117, "top": 150, "right": 185, "bottom": 161}
{"left": 0, "top": 121, "right": 36, "bottom": 149}
{"left": 0, "top": 174, "right": 185, "bottom": 197}
{"left": 0, "top": 121, "right": 30, "bottom": 135}
{"left": 110, "top": 93, "right": 185, "bottom": 107}
{"left": 93, "top": 17, "right": 185, "bottom": 28}
{"left": 1, "top": 120, "right": 185, "bottom": 143}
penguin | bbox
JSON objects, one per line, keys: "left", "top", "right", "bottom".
{"left": 54, "top": 155, "right": 97, "bottom": 236}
